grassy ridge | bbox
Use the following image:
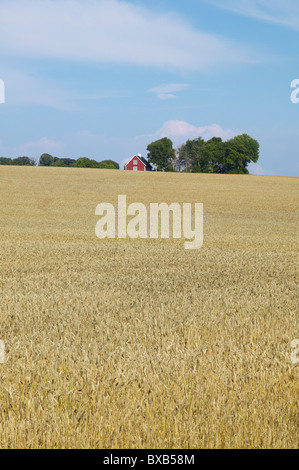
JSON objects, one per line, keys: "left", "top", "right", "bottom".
{"left": 0, "top": 166, "right": 298, "bottom": 448}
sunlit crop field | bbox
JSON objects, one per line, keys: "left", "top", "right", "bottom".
{"left": 0, "top": 166, "right": 298, "bottom": 449}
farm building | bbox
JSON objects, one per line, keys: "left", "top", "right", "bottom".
{"left": 125, "top": 154, "right": 153, "bottom": 171}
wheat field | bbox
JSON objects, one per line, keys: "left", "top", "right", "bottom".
{"left": 0, "top": 166, "right": 298, "bottom": 449}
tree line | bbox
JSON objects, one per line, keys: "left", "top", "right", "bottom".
{"left": 0, "top": 133, "right": 259, "bottom": 174}
{"left": 147, "top": 134, "right": 260, "bottom": 174}
{"left": 0, "top": 153, "right": 119, "bottom": 169}
{"left": 0, "top": 156, "right": 36, "bottom": 166}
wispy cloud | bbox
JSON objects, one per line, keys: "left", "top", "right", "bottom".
{"left": 148, "top": 84, "right": 190, "bottom": 100}
{"left": 0, "top": 0, "right": 257, "bottom": 70}
{"left": 208, "top": 0, "right": 299, "bottom": 30}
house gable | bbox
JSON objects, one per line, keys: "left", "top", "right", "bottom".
{"left": 125, "top": 155, "right": 152, "bottom": 171}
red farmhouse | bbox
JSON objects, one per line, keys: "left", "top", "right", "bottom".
{"left": 125, "top": 154, "right": 153, "bottom": 172}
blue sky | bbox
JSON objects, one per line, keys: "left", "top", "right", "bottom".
{"left": 0, "top": 0, "right": 298, "bottom": 175}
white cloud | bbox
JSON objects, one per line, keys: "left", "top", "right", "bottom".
{"left": 208, "top": 0, "right": 299, "bottom": 30}
{"left": 145, "top": 120, "right": 236, "bottom": 146}
{"left": 0, "top": 0, "right": 256, "bottom": 70}
{"left": 148, "top": 84, "right": 190, "bottom": 100}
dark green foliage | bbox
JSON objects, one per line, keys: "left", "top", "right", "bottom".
{"left": 178, "top": 137, "right": 205, "bottom": 173}
{"left": 98, "top": 160, "right": 119, "bottom": 169}
{"left": 177, "top": 134, "right": 259, "bottom": 174}
{"left": 201, "top": 137, "right": 225, "bottom": 173}
{"left": 74, "top": 158, "right": 119, "bottom": 169}
{"left": 97, "top": 162, "right": 116, "bottom": 169}
{"left": 147, "top": 137, "right": 176, "bottom": 172}
{"left": 60, "top": 158, "right": 77, "bottom": 167}
{"left": 0, "top": 156, "right": 35, "bottom": 166}
{"left": 52, "top": 160, "right": 67, "bottom": 167}
{"left": 0, "top": 157, "right": 13, "bottom": 165}
{"left": 50, "top": 158, "right": 76, "bottom": 167}
{"left": 12, "top": 156, "right": 35, "bottom": 166}
{"left": 36, "top": 155, "right": 120, "bottom": 169}
{"left": 75, "top": 158, "right": 95, "bottom": 168}
{"left": 39, "top": 153, "right": 54, "bottom": 166}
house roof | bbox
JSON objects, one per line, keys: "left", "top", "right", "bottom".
{"left": 139, "top": 155, "right": 152, "bottom": 170}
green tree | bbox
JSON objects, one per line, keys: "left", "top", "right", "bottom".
{"left": 0, "top": 157, "right": 13, "bottom": 165}
{"left": 75, "top": 157, "right": 100, "bottom": 168}
{"left": 147, "top": 137, "right": 176, "bottom": 171}
{"left": 52, "top": 160, "right": 67, "bottom": 167}
{"left": 98, "top": 160, "right": 119, "bottom": 169}
{"left": 177, "top": 137, "right": 205, "bottom": 173}
{"left": 223, "top": 134, "right": 259, "bottom": 174}
{"left": 89, "top": 159, "right": 101, "bottom": 168}
{"left": 39, "top": 153, "right": 54, "bottom": 166}
{"left": 231, "top": 134, "right": 259, "bottom": 163}
{"left": 177, "top": 134, "right": 259, "bottom": 174}
{"left": 12, "top": 156, "right": 35, "bottom": 166}
{"left": 201, "top": 137, "right": 225, "bottom": 173}
{"left": 75, "top": 157, "right": 91, "bottom": 168}
{"left": 98, "top": 162, "right": 115, "bottom": 169}
{"left": 60, "top": 158, "right": 76, "bottom": 167}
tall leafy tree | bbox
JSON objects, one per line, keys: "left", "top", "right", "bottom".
{"left": 230, "top": 134, "right": 259, "bottom": 163}
{"left": 201, "top": 137, "right": 225, "bottom": 173}
{"left": 178, "top": 137, "right": 205, "bottom": 173}
{"left": 224, "top": 134, "right": 259, "bottom": 174}
{"left": 39, "top": 153, "right": 54, "bottom": 166}
{"left": 147, "top": 137, "right": 176, "bottom": 171}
